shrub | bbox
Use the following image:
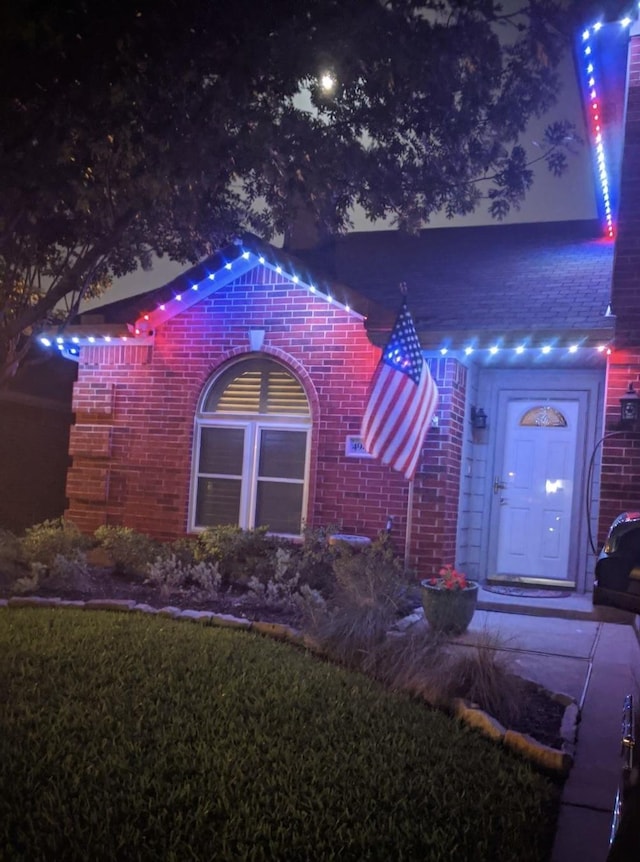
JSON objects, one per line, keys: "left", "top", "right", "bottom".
{"left": 284, "top": 526, "right": 339, "bottom": 594}
{"left": 147, "top": 554, "right": 222, "bottom": 600}
{"left": 20, "top": 518, "right": 89, "bottom": 568}
{"left": 363, "top": 626, "right": 525, "bottom": 726}
{"left": 362, "top": 627, "right": 450, "bottom": 704}
{"left": 247, "top": 547, "right": 326, "bottom": 614}
{"left": 165, "top": 536, "right": 201, "bottom": 566}
{"left": 441, "top": 631, "right": 525, "bottom": 728}
{"left": 247, "top": 547, "right": 299, "bottom": 608}
{"left": 195, "top": 525, "right": 284, "bottom": 584}
{"left": 308, "top": 534, "right": 407, "bottom": 668}
{"left": 94, "top": 525, "right": 159, "bottom": 575}
{"left": 0, "top": 529, "right": 28, "bottom": 583}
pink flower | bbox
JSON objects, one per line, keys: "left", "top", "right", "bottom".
{"left": 435, "top": 564, "right": 468, "bottom": 590}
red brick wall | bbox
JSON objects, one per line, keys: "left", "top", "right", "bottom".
{"left": 599, "top": 350, "right": 640, "bottom": 543}
{"left": 612, "top": 30, "right": 640, "bottom": 347}
{"left": 66, "top": 266, "right": 465, "bottom": 576}
{"left": 600, "top": 30, "right": 640, "bottom": 543}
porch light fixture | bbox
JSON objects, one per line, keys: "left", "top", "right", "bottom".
{"left": 470, "top": 406, "right": 488, "bottom": 430}
{"left": 620, "top": 383, "right": 640, "bottom": 424}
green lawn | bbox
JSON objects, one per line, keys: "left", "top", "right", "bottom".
{"left": 0, "top": 609, "right": 561, "bottom": 861}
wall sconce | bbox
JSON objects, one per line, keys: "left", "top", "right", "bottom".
{"left": 620, "top": 382, "right": 640, "bottom": 424}
{"left": 470, "top": 406, "right": 488, "bottom": 430}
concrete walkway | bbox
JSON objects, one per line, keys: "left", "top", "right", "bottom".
{"left": 463, "top": 588, "right": 640, "bottom": 862}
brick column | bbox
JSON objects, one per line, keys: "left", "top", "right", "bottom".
{"left": 600, "top": 23, "right": 640, "bottom": 543}
{"left": 409, "top": 356, "right": 466, "bottom": 578}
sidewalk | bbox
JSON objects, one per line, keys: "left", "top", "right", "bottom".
{"left": 459, "top": 590, "right": 640, "bottom": 862}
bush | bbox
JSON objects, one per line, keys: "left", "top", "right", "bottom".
{"left": 147, "top": 554, "right": 222, "bottom": 600}
{"left": 20, "top": 518, "right": 89, "bottom": 568}
{"left": 362, "top": 627, "right": 450, "bottom": 704}
{"left": 165, "top": 536, "right": 201, "bottom": 567}
{"left": 0, "top": 529, "right": 27, "bottom": 582}
{"left": 360, "top": 626, "right": 526, "bottom": 728}
{"left": 284, "top": 526, "right": 339, "bottom": 594}
{"left": 195, "top": 525, "right": 284, "bottom": 584}
{"left": 309, "top": 533, "right": 407, "bottom": 667}
{"left": 94, "top": 525, "right": 159, "bottom": 575}
{"left": 247, "top": 547, "right": 326, "bottom": 614}
{"left": 441, "top": 632, "right": 526, "bottom": 728}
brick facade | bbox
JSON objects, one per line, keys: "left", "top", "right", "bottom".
{"left": 599, "top": 26, "right": 640, "bottom": 545}
{"left": 66, "top": 265, "right": 466, "bottom": 578}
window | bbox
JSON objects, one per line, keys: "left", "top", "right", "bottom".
{"left": 520, "top": 406, "right": 568, "bottom": 427}
{"left": 191, "top": 358, "right": 311, "bottom": 535}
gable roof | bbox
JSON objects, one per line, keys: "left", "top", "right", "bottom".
{"left": 76, "top": 234, "right": 383, "bottom": 334}
{"left": 299, "top": 219, "right": 615, "bottom": 350}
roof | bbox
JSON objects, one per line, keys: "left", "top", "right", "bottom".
{"left": 63, "top": 219, "right": 614, "bottom": 360}
{"left": 300, "top": 219, "right": 615, "bottom": 349}
{"left": 77, "top": 234, "right": 384, "bottom": 332}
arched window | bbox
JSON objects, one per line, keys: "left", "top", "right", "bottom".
{"left": 190, "top": 358, "right": 311, "bottom": 535}
{"left": 519, "top": 406, "right": 568, "bottom": 427}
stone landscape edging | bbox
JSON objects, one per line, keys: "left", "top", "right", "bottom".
{"left": 1, "top": 595, "right": 578, "bottom": 774}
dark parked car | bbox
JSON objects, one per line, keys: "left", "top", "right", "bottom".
{"left": 594, "top": 512, "right": 640, "bottom": 614}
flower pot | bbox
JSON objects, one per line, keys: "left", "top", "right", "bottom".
{"left": 420, "top": 580, "right": 479, "bottom": 634}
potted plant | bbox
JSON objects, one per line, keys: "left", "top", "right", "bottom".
{"left": 420, "top": 565, "right": 478, "bottom": 634}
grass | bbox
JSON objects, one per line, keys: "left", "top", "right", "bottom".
{"left": 0, "top": 609, "right": 562, "bottom": 861}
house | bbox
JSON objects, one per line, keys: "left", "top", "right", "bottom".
{"left": 38, "top": 18, "right": 640, "bottom": 593}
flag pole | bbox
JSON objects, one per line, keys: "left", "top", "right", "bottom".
{"left": 404, "top": 477, "right": 415, "bottom": 571}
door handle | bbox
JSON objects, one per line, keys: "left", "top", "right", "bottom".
{"left": 494, "top": 477, "right": 507, "bottom": 494}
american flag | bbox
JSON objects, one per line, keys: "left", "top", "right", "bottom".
{"left": 360, "top": 298, "right": 438, "bottom": 480}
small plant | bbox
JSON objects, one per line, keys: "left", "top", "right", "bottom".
{"left": 362, "top": 628, "right": 449, "bottom": 704}
{"left": 147, "top": 554, "right": 222, "bottom": 600}
{"left": 247, "top": 547, "right": 300, "bottom": 608}
{"left": 428, "top": 564, "right": 468, "bottom": 590}
{"left": 443, "top": 631, "right": 525, "bottom": 727}
{"left": 247, "top": 547, "right": 326, "bottom": 614}
{"left": 13, "top": 552, "right": 89, "bottom": 595}
{"left": 94, "top": 525, "right": 159, "bottom": 575}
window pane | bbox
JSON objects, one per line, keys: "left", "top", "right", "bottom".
{"left": 203, "top": 359, "right": 309, "bottom": 415}
{"left": 259, "top": 430, "right": 306, "bottom": 479}
{"left": 195, "top": 478, "right": 241, "bottom": 526}
{"left": 520, "top": 406, "right": 567, "bottom": 427}
{"left": 255, "top": 482, "right": 303, "bottom": 534}
{"left": 199, "top": 427, "right": 244, "bottom": 474}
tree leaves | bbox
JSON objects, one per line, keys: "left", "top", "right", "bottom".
{"left": 0, "top": 0, "right": 580, "bottom": 383}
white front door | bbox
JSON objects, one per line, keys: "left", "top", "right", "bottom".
{"left": 494, "top": 399, "right": 579, "bottom": 582}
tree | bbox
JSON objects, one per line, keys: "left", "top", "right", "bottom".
{"left": 1, "top": 0, "right": 584, "bottom": 385}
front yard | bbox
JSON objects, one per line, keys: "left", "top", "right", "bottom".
{"left": 0, "top": 608, "right": 561, "bottom": 861}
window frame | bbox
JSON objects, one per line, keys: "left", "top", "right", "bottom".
{"left": 189, "top": 360, "right": 312, "bottom": 537}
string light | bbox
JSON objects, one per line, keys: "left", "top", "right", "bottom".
{"left": 37, "top": 330, "right": 613, "bottom": 359}
{"left": 578, "top": 15, "right": 634, "bottom": 239}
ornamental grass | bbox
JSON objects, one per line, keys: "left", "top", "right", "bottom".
{"left": 0, "top": 609, "right": 561, "bottom": 861}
